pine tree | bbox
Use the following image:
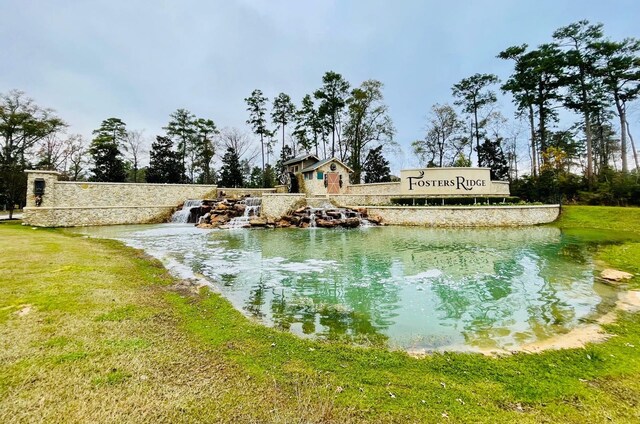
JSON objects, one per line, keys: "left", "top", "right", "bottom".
{"left": 219, "top": 147, "right": 243, "bottom": 188}
{"left": 363, "top": 145, "right": 391, "bottom": 183}
{"left": 478, "top": 137, "right": 509, "bottom": 180}
{"left": 89, "top": 118, "right": 127, "bottom": 182}
{"left": 146, "top": 136, "right": 182, "bottom": 183}
{"left": 164, "top": 109, "right": 196, "bottom": 183}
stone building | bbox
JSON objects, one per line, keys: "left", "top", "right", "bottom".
{"left": 283, "top": 155, "right": 353, "bottom": 196}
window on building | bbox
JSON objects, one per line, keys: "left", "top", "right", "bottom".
{"left": 317, "top": 171, "right": 323, "bottom": 180}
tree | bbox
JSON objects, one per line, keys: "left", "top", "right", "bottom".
{"left": 271, "top": 93, "right": 296, "bottom": 162}
{"left": 478, "top": 136, "right": 509, "bottom": 180}
{"left": 89, "top": 118, "right": 127, "bottom": 182}
{"left": 344, "top": 79, "right": 395, "bottom": 183}
{"left": 245, "top": 89, "right": 271, "bottom": 186}
{"left": 219, "top": 146, "right": 243, "bottom": 188}
{"left": 412, "top": 104, "right": 463, "bottom": 168}
{"left": 293, "top": 94, "right": 324, "bottom": 156}
{"left": 66, "top": 135, "right": 88, "bottom": 181}
{"left": 593, "top": 37, "right": 640, "bottom": 173}
{"left": 314, "top": 71, "right": 350, "bottom": 158}
{"left": 35, "top": 133, "right": 83, "bottom": 173}
{"left": 218, "top": 127, "right": 258, "bottom": 162}
{"left": 499, "top": 44, "right": 564, "bottom": 175}
{"left": 451, "top": 73, "right": 500, "bottom": 166}
{"left": 194, "top": 118, "right": 218, "bottom": 184}
{"left": 146, "top": 136, "right": 182, "bottom": 183}
{"left": 0, "top": 90, "right": 66, "bottom": 217}
{"left": 553, "top": 20, "right": 606, "bottom": 181}
{"left": 164, "top": 109, "right": 196, "bottom": 182}
{"left": 247, "top": 166, "right": 263, "bottom": 188}
{"left": 363, "top": 145, "right": 391, "bottom": 183}
{"left": 123, "top": 130, "right": 145, "bottom": 183}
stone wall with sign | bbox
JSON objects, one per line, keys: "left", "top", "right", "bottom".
{"left": 365, "top": 205, "right": 559, "bottom": 227}
{"left": 400, "top": 168, "right": 496, "bottom": 195}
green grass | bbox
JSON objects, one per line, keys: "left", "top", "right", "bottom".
{"left": 1, "top": 207, "right": 640, "bottom": 423}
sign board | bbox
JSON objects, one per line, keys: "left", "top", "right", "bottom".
{"left": 400, "top": 168, "right": 492, "bottom": 195}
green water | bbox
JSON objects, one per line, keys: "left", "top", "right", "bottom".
{"left": 75, "top": 224, "right": 623, "bottom": 351}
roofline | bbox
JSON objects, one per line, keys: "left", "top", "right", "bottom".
{"left": 283, "top": 154, "right": 319, "bottom": 166}
{"left": 301, "top": 157, "right": 353, "bottom": 173}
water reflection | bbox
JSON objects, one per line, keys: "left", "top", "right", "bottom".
{"left": 73, "top": 224, "right": 619, "bottom": 350}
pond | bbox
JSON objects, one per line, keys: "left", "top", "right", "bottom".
{"left": 73, "top": 224, "right": 628, "bottom": 352}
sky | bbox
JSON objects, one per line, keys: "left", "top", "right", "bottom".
{"left": 2, "top": 0, "right": 640, "bottom": 173}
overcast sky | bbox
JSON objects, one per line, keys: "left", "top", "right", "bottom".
{"left": 2, "top": 0, "right": 639, "bottom": 172}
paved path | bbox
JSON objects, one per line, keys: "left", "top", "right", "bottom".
{"left": 0, "top": 213, "right": 22, "bottom": 220}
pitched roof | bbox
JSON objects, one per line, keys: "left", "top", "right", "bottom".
{"left": 301, "top": 157, "right": 353, "bottom": 173}
{"left": 282, "top": 153, "right": 319, "bottom": 166}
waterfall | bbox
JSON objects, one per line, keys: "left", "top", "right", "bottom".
{"left": 304, "top": 206, "right": 370, "bottom": 228}
{"left": 170, "top": 199, "right": 203, "bottom": 223}
{"left": 226, "top": 197, "right": 262, "bottom": 229}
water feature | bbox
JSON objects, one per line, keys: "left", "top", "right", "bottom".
{"left": 72, "top": 224, "right": 632, "bottom": 352}
{"left": 170, "top": 199, "right": 203, "bottom": 223}
{"left": 226, "top": 197, "right": 262, "bottom": 229}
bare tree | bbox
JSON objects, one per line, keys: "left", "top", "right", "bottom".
{"left": 123, "top": 130, "right": 146, "bottom": 182}
{"left": 65, "top": 135, "right": 88, "bottom": 180}
{"left": 217, "top": 127, "right": 259, "bottom": 163}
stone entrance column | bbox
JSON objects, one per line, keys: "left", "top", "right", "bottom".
{"left": 25, "top": 170, "right": 61, "bottom": 208}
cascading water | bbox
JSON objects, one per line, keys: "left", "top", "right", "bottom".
{"left": 226, "top": 197, "right": 262, "bottom": 229}
{"left": 305, "top": 206, "right": 370, "bottom": 228}
{"left": 171, "top": 199, "right": 203, "bottom": 223}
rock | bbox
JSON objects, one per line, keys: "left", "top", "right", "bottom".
{"left": 342, "top": 217, "right": 361, "bottom": 228}
{"left": 196, "top": 223, "right": 214, "bottom": 229}
{"left": 357, "top": 208, "right": 368, "bottom": 218}
{"left": 216, "top": 203, "right": 229, "bottom": 211}
{"left": 234, "top": 203, "right": 246, "bottom": 214}
{"left": 276, "top": 220, "right": 292, "bottom": 228}
{"left": 316, "top": 219, "right": 338, "bottom": 228}
{"left": 295, "top": 207, "right": 308, "bottom": 214}
{"left": 249, "top": 218, "right": 267, "bottom": 227}
{"left": 325, "top": 210, "right": 343, "bottom": 219}
{"left": 290, "top": 216, "right": 301, "bottom": 225}
{"left": 368, "top": 216, "right": 383, "bottom": 225}
{"left": 211, "top": 214, "right": 229, "bottom": 224}
{"left": 601, "top": 269, "right": 634, "bottom": 282}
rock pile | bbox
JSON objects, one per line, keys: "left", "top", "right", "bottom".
{"left": 193, "top": 198, "right": 261, "bottom": 229}
{"left": 273, "top": 206, "right": 383, "bottom": 229}
{"left": 192, "top": 199, "right": 383, "bottom": 229}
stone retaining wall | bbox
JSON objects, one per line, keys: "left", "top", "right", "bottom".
{"left": 261, "top": 194, "right": 306, "bottom": 219}
{"left": 346, "top": 182, "right": 400, "bottom": 195}
{"left": 23, "top": 206, "right": 177, "bottom": 227}
{"left": 362, "top": 205, "right": 560, "bottom": 227}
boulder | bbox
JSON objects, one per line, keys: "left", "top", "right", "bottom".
{"left": 276, "top": 220, "right": 292, "bottom": 228}
{"left": 342, "top": 217, "right": 361, "bottom": 228}
{"left": 234, "top": 203, "right": 247, "bottom": 214}
{"left": 601, "top": 269, "right": 634, "bottom": 282}
{"left": 249, "top": 218, "right": 268, "bottom": 227}
{"left": 316, "top": 219, "right": 338, "bottom": 228}
{"left": 368, "top": 216, "right": 384, "bottom": 225}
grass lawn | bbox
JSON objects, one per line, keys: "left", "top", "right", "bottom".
{"left": 1, "top": 206, "right": 640, "bottom": 423}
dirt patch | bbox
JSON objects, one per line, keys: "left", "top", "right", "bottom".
{"left": 14, "top": 305, "right": 33, "bottom": 317}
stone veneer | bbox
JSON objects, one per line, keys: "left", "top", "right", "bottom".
{"left": 23, "top": 170, "right": 557, "bottom": 228}
{"left": 23, "top": 170, "right": 271, "bottom": 227}
{"left": 261, "top": 194, "right": 307, "bottom": 219}
{"left": 362, "top": 205, "right": 560, "bottom": 227}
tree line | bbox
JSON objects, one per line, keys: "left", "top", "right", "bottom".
{"left": 3, "top": 19, "right": 640, "bottom": 216}
{"left": 0, "top": 71, "right": 396, "bottom": 215}
{"left": 414, "top": 20, "right": 640, "bottom": 204}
